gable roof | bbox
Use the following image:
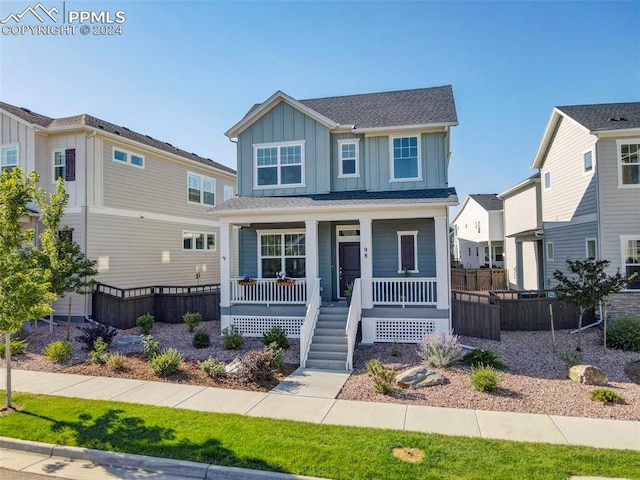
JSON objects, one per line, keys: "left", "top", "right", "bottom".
{"left": 226, "top": 85, "right": 458, "bottom": 138}
{"left": 0, "top": 101, "right": 236, "bottom": 175}
{"left": 469, "top": 194, "right": 502, "bottom": 211}
{"left": 498, "top": 173, "right": 540, "bottom": 199}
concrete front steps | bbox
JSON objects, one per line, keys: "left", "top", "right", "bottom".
{"left": 305, "top": 307, "right": 350, "bottom": 371}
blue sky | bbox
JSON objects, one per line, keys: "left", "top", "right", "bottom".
{"left": 1, "top": 0, "right": 639, "bottom": 211}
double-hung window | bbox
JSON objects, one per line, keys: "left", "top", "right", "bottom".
{"left": 254, "top": 141, "right": 304, "bottom": 188}
{"left": 397, "top": 231, "right": 418, "bottom": 273}
{"left": 391, "top": 136, "right": 421, "bottom": 181}
{"left": 188, "top": 172, "right": 215, "bottom": 206}
{"left": 259, "top": 230, "right": 306, "bottom": 278}
{"left": 1, "top": 144, "right": 18, "bottom": 173}
{"left": 623, "top": 238, "right": 640, "bottom": 290}
{"left": 618, "top": 140, "right": 640, "bottom": 187}
{"left": 338, "top": 139, "right": 359, "bottom": 177}
{"left": 183, "top": 231, "right": 216, "bottom": 251}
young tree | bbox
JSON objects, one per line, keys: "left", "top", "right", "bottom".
{"left": 0, "top": 168, "right": 56, "bottom": 409}
{"left": 37, "top": 179, "right": 97, "bottom": 339}
{"left": 553, "top": 259, "right": 634, "bottom": 351}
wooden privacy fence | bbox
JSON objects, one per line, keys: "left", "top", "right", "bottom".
{"left": 451, "top": 289, "right": 595, "bottom": 340}
{"left": 451, "top": 268, "right": 507, "bottom": 291}
{"left": 92, "top": 283, "right": 220, "bottom": 330}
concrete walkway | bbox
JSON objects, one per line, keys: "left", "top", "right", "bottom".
{"left": 1, "top": 367, "right": 639, "bottom": 452}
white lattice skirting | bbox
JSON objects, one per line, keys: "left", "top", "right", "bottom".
{"left": 363, "top": 317, "right": 450, "bottom": 343}
{"left": 225, "top": 316, "right": 305, "bottom": 337}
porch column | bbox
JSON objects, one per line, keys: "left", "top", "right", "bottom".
{"left": 434, "top": 215, "right": 450, "bottom": 310}
{"left": 305, "top": 220, "right": 318, "bottom": 287}
{"left": 360, "top": 218, "right": 373, "bottom": 309}
{"left": 220, "top": 221, "right": 232, "bottom": 308}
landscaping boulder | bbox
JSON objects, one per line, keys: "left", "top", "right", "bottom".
{"left": 569, "top": 365, "right": 607, "bottom": 386}
{"left": 624, "top": 361, "right": 640, "bottom": 385}
{"left": 225, "top": 357, "right": 242, "bottom": 374}
{"left": 396, "top": 366, "right": 445, "bottom": 389}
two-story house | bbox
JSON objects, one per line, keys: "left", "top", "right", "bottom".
{"left": 214, "top": 86, "right": 458, "bottom": 370}
{"left": 531, "top": 102, "right": 640, "bottom": 319}
{"left": 498, "top": 174, "right": 543, "bottom": 290}
{"left": 0, "top": 102, "right": 236, "bottom": 321}
{"left": 452, "top": 194, "right": 504, "bottom": 268}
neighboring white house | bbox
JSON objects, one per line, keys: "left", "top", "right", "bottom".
{"left": 452, "top": 194, "right": 504, "bottom": 268}
{"left": 531, "top": 101, "right": 640, "bottom": 319}
{"left": 498, "top": 174, "right": 543, "bottom": 290}
{"left": 0, "top": 101, "right": 236, "bottom": 320}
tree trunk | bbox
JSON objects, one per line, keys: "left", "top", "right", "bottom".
{"left": 66, "top": 296, "right": 72, "bottom": 341}
{"left": 49, "top": 310, "right": 54, "bottom": 335}
{"left": 5, "top": 332, "right": 12, "bottom": 408}
{"left": 576, "top": 308, "right": 584, "bottom": 351}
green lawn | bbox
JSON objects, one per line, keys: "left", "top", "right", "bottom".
{"left": 1, "top": 392, "right": 638, "bottom": 480}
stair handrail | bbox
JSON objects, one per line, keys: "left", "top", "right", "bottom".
{"left": 345, "top": 278, "right": 362, "bottom": 370}
{"left": 300, "top": 278, "right": 321, "bottom": 368}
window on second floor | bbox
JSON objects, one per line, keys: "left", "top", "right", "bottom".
{"left": 391, "top": 136, "right": 421, "bottom": 181}
{"left": 113, "top": 147, "right": 144, "bottom": 168}
{"left": 583, "top": 150, "right": 593, "bottom": 173}
{"left": 546, "top": 242, "right": 554, "bottom": 262}
{"left": 52, "top": 148, "right": 76, "bottom": 182}
{"left": 338, "top": 139, "right": 359, "bottom": 178}
{"left": 1, "top": 144, "right": 18, "bottom": 173}
{"left": 618, "top": 141, "right": 640, "bottom": 187}
{"left": 586, "top": 238, "right": 597, "bottom": 259}
{"left": 254, "top": 141, "right": 305, "bottom": 188}
{"left": 188, "top": 172, "right": 215, "bottom": 206}
{"left": 223, "top": 185, "right": 234, "bottom": 201}
{"left": 544, "top": 171, "right": 551, "bottom": 189}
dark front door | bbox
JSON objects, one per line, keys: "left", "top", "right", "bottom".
{"left": 339, "top": 242, "right": 361, "bottom": 297}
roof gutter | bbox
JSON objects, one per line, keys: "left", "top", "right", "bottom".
{"left": 352, "top": 122, "right": 458, "bottom": 134}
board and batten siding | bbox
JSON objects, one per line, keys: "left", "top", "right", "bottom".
{"left": 236, "top": 101, "right": 330, "bottom": 197}
{"left": 596, "top": 136, "right": 640, "bottom": 277}
{"left": 331, "top": 133, "right": 365, "bottom": 191}
{"left": 543, "top": 221, "right": 598, "bottom": 288}
{"left": 0, "top": 111, "right": 36, "bottom": 172}
{"left": 541, "top": 117, "right": 597, "bottom": 222}
{"left": 372, "top": 219, "right": 436, "bottom": 277}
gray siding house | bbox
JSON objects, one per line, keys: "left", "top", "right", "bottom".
{"left": 531, "top": 102, "right": 640, "bottom": 318}
{"left": 215, "top": 86, "right": 458, "bottom": 370}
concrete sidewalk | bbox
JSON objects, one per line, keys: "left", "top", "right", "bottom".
{"left": 1, "top": 367, "right": 639, "bottom": 451}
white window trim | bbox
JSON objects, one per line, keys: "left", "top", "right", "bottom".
{"left": 585, "top": 237, "right": 598, "bottom": 259}
{"left": 256, "top": 228, "right": 305, "bottom": 278}
{"left": 389, "top": 134, "right": 422, "bottom": 182}
{"left": 182, "top": 230, "right": 217, "bottom": 251}
{"left": 52, "top": 148, "right": 66, "bottom": 183}
{"left": 544, "top": 171, "right": 551, "bottom": 190}
{"left": 0, "top": 143, "right": 19, "bottom": 171}
{"left": 616, "top": 139, "right": 640, "bottom": 188}
{"left": 397, "top": 230, "right": 419, "bottom": 273}
{"left": 112, "top": 146, "right": 145, "bottom": 169}
{"left": 546, "top": 241, "right": 554, "bottom": 262}
{"left": 187, "top": 171, "right": 216, "bottom": 206}
{"left": 620, "top": 235, "right": 640, "bottom": 291}
{"left": 223, "top": 185, "right": 234, "bottom": 201}
{"left": 337, "top": 138, "right": 360, "bottom": 178}
{"left": 253, "top": 140, "right": 306, "bottom": 189}
{"left": 582, "top": 148, "right": 594, "bottom": 175}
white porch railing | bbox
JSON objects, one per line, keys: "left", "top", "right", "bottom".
{"left": 345, "top": 278, "right": 362, "bottom": 371}
{"left": 230, "top": 278, "right": 307, "bottom": 305}
{"left": 300, "top": 279, "right": 321, "bottom": 368}
{"left": 372, "top": 277, "right": 437, "bottom": 306}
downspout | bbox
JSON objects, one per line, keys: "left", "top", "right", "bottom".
{"left": 84, "top": 130, "right": 96, "bottom": 321}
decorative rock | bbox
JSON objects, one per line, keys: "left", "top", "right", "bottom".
{"left": 568, "top": 364, "right": 608, "bottom": 386}
{"left": 395, "top": 366, "right": 446, "bottom": 389}
{"left": 116, "top": 335, "right": 142, "bottom": 346}
{"left": 224, "top": 357, "right": 242, "bottom": 374}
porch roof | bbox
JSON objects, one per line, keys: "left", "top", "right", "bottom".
{"left": 210, "top": 188, "right": 458, "bottom": 213}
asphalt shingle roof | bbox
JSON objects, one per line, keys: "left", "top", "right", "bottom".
{"left": 0, "top": 102, "right": 235, "bottom": 175}
{"left": 557, "top": 102, "right": 640, "bottom": 132}
{"left": 211, "top": 188, "right": 457, "bottom": 212}
{"left": 470, "top": 194, "right": 503, "bottom": 211}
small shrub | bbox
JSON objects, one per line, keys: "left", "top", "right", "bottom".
{"left": 106, "top": 353, "right": 126, "bottom": 371}
{"left": 199, "top": 357, "right": 226, "bottom": 378}
{"left": 418, "top": 331, "right": 463, "bottom": 367}
{"left": 43, "top": 340, "right": 72, "bottom": 363}
{"left": 142, "top": 334, "right": 161, "bottom": 359}
{"left": 149, "top": 348, "right": 183, "bottom": 377}
{"left": 262, "top": 326, "right": 289, "bottom": 349}
{"left": 462, "top": 349, "right": 507, "bottom": 371}
{"left": 192, "top": 330, "right": 210, "bottom": 349}
{"left": 0, "top": 339, "right": 28, "bottom": 359}
{"left": 222, "top": 325, "right": 244, "bottom": 350}
{"left": 136, "top": 313, "right": 155, "bottom": 335}
{"left": 264, "top": 342, "right": 285, "bottom": 367}
{"left": 90, "top": 337, "right": 110, "bottom": 364}
{"left": 606, "top": 316, "right": 640, "bottom": 352}
{"left": 559, "top": 350, "right": 583, "bottom": 368}
{"left": 76, "top": 323, "right": 117, "bottom": 351}
{"left": 366, "top": 359, "right": 396, "bottom": 395}
{"left": 183, "top": 312, "right": 202, "bottom": 333}
{"left": 590, "top": 388, "right": 625, "bottom": 404}
{"left": 237, "top": 348, "right": 280, "bottom": 383}
{"left": 390, "top": 343, "right": 400, "bottom": 357}
{"left": 471, "top": 365, "right": 499, "bottom": 393}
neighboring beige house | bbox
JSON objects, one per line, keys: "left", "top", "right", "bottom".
{"left": 452, "top": 194, "right": 504, "bottom": 268}
{"left": 498, "top": 173, "right": 543, "bottom": 290}
{"left": 0, "top": 102, "right": 236, "bottom": 321}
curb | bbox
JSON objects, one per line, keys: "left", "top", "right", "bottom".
{"left": 0, "top": 436, "right": 331, "bottom": 480}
